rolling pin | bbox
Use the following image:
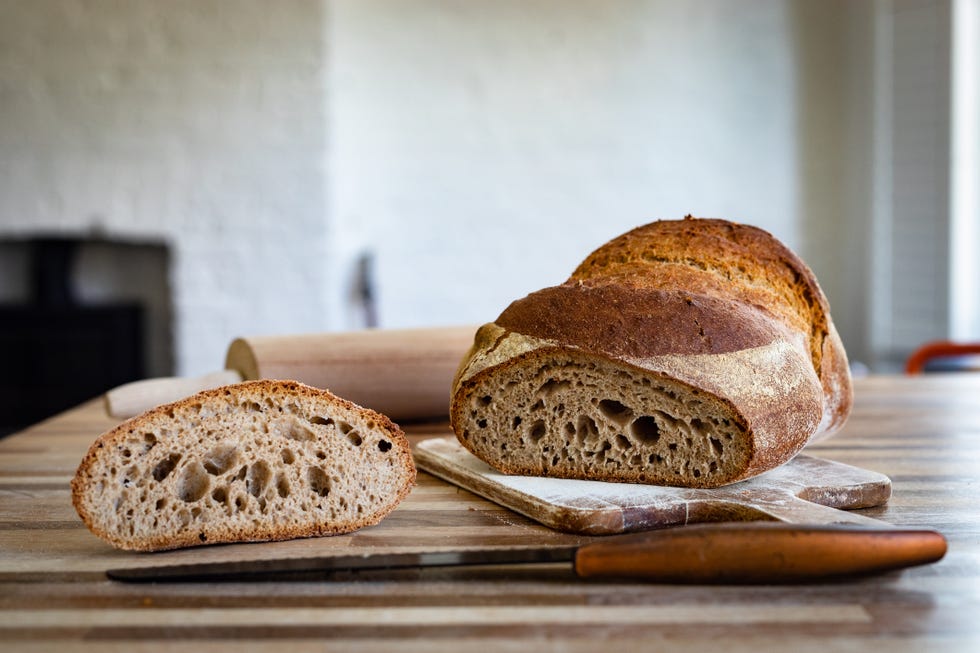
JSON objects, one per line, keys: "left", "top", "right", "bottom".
{"left": 104, "top": 325, "right": 478, "bottom": 422}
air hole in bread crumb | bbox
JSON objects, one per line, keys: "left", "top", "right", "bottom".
{"left": 347, "top": 431, "right": 363, "bottom": 447}
{"left": 477, "top": 419, "right": 487, "bottom": 429}
{"left": 178, "top": 462, "right": 209, "bottom": 503}
{"left": 598, "top": 399, "right": 633, "bottom": 424}
{"left": 630, "top": 416, "right": 660, "bottom": 444}
{"left": 529, "top": 420, "right": 546, "bottom": 442}
{"left": 710, "top": 437, "right": 724, "bottom": 455}
{"left": 537, "top": 379, "right": 571, "bottom": 397}
{"left": 281, "top": 449, "right": 295, "bottom": 464}
{"left": 246, "top": 461, "right": 271, "bottom": 497}
{"left": 152, "top": 453, "right": 182, "bottom": 482}
{"left": 203, "top": 443, "right": 239, "bottom": 476}
{"left": 336, "top": 421, "right": 353, "bottom": 435}
{"left": 616, "top": 434, "right": 632, "bottom": 450}
{"left": 378, "top": 439, "right": 392, "bottom": 452}
{"left": 575, "top": 415, "right": 599, "bottom": 444}
{"left": 308, "top": 467, "right": 332, "bottom": 497}
{"left": 513, "top": 417, "right": 523, "bottom": 429}
{"left": 310, "top": 416, "right": 333, "bottom": 426}
{"left": 155, "top": 498, "right": 167, "bottom": 510}
{"left": 693, "top": 469, "right": 702, "bottom": 478}
{"left": 275, "top": 474, "right": 290, "bottom": 498}
{"left": 285, "top": 421, "right": 316, "bottom": 442}
{"left": 212, "top": 486, "right": 228, "bottom": 505}
{"left": 478, "top": 395, "right": 492, "bottom": 407}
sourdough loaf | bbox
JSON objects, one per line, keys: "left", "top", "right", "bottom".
{"left": 450, "top": 217, "right": 852, "bottom": 489}
{"left": 72, "top": 380, "right": 415, "bottom": 551}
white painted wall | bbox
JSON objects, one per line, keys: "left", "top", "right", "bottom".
{"left": 5, "top": 0, "right": 961, "bottom": 379}
{"left": 0, "top": 0, "right": 329, "bottom": 375}
{"left": 950, "top": 0, "right": 980, "bottom": 342}
{"left": 327, "top": 0, "right": 805, "bottom": 331}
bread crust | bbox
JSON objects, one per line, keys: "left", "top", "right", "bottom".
{"left": 72, "top": 379, "right": 416, "bottom": 551}
{"left": 571, "top": 216, "right": 852, "bottom": 434}
{"left": 450, "top": 217, "right": 852, "bottom": 488}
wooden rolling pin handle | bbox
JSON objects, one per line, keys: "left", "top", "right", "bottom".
{"left": 105, "top": 326, "right": 478, "bottom": 421}
{"left": 573, "top": 522, "right": 948, "bottom": 583}
{"left": 224, "top": 325, "right": 478, "bottom": 421}
{"left": 104, "top": 370, "right": 244, "bottom": 420}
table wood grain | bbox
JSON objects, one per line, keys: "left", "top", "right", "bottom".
{"left": 1, "top": 375, "right": 979, "bottom": 651}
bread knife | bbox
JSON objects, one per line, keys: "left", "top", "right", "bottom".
{"left": 106, "top": 522, "right": 947, "bottom": 584}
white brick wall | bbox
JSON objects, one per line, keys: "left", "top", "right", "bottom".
{"left": 0, "top": 0, "right": 329, "bottom": 375}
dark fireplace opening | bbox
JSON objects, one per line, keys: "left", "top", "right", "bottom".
{"left": 0, "top": 237, "right": 170, "bottom": 435}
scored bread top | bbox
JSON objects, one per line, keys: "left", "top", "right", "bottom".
{"left": 496, "top": 281, "right": 792, "bottom": 359}
{"left": 570, "top": 216, "right": 852, "bottom": 435}
{"left": 571, "top": 217, "right": 828, "bottom": 361}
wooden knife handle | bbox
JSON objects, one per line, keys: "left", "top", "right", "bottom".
{"left": 573, "top": 522, "right": 947, "bottom": 583}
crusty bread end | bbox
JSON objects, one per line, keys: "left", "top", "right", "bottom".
{"left": 72, "top": 380, "right": 416, "bottom": 551}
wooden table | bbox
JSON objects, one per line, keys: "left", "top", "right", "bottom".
{"left": 2, "top": 375, "right": 979, "bottom": 651}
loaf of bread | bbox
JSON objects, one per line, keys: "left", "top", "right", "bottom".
{"left": 72, "top": 380, "right": 416, "bottom": 551}
{"left": 450, "top": 217, "right": 852, "bottom": 489}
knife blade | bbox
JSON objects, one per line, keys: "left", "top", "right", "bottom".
{"left": 106, "top": 522, "right": 947, "bottom": 584}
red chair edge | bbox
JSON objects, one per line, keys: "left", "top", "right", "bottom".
{"left": 905, "top": 341, "right": 980, "bottom": 374}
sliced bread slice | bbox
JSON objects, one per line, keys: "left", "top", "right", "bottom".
{"left": 72, "top": 379, "right": 416, "bottom": 551}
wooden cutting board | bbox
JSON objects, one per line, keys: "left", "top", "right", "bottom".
{"left": 415, "top": 437, "right": 892, "bottom": 535}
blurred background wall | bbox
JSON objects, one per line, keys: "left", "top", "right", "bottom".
{"left": 0, "top": 0, "right": 977, "bottom": 391}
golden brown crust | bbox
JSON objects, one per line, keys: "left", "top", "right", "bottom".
{"left": 450, "top": 216, "right": 852, "bottom": 488}
{"left": 496, "top": 281, "right": 789, "bottom": 359}
{"left": 71, "top": 379, "right": 416, "bottom": 551}
{"left": 571, "top": 217, "right": 827, "bottom": 343}
{"left": 571, "top": 216, "right": 852, "bottom": 434}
